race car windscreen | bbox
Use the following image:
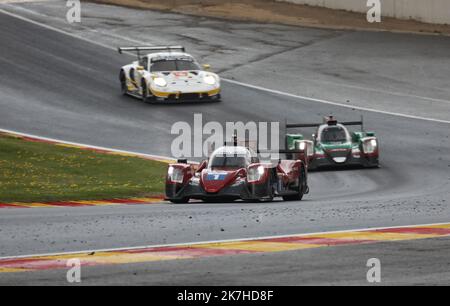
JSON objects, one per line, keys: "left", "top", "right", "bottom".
{"left": 210, "top": 154, "right": 249, "bottom": 169}
{"left": 151, "top": 60, "right": 200, "bottom": 72}
{"left": 321, "top": 126, "right": 348, "bottom": 143}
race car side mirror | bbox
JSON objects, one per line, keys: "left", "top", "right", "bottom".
{"left": 352, "top": 132, "right": 361, "bottom": 142}
{"left": 294, "top": 141, "right": 313, "bottom": 167}
{"left": 196, "top": 160, "right": 208, "bottom": 172}
{"left": 202, "top": 64, "right": 211, "bottom": 71}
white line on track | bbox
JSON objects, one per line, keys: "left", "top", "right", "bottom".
{"left": 0, "top": 0, "right": 52, "bottom": 3}
{"left": 289, "top": 76, "right": 450, "bottom": 105}
{"left": 0, "top": 7, "right": 119, "bottom": 52}
{"left": 225, "top": 79, "right": 450, "bottom": 124}
{"left": 1, "top": 8, "right": 449, "bottom": 125}
{"left": 0, "top": 221, "right": 449, "bottom": 260}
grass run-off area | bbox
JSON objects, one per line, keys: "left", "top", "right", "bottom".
{"left": 0, "top": 134, "right": 167, "bottom": 203}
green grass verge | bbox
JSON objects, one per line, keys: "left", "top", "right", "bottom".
{"left": 0, "top": 134, "right": 167, "bottom": 203}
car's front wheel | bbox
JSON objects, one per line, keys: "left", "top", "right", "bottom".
{"left": 258, "top": 174, "right": 274, "bottom": 202}
{"left": 282, "top": 168, "right": 306, "bottom": 201}
{"left": 119, "top": 70, "right": 127, "bottom": 95}
{"left": 141, "top": 80, "right": 149, "bottom": 102}
{"left": 169, "top": 198, "right": 190, "bottom": 204}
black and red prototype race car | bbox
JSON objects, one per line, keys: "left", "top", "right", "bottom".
{"left": 165, "top": 145, "right": 309, "bottom": 203}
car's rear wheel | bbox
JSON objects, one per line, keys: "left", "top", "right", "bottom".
{"left": 119, "top": 70, "right": 127, "bottom": 95}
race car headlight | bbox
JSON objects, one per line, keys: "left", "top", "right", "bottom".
{"left": 167, "top": 166, "right": 184, "bottom": 183}
{"left": 371, "top": 139, "right": 377, "bottom": 147}
{"left": 203, "top": 75, "right": 216, "bottom": 85}
{"left": 154, "top": 77, "right": 167, "bottom": 87}
{"left": 295, "top": 140, "right": 314, "bottom": 157}
{"left": 257, "top": 166, "right": 265, "bottom": 175}
{"left": 247, "top": 166, "right": 265, "bottom": 183}
{"left": 363, "top": 138, "right": 378, "bottom": 154}
{"left": 298, "top": 142, "right": 306, "bottom": 151}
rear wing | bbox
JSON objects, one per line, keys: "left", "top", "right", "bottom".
{"left": 286, "top": 115, "right": 364, "bottom": 131}
{"left": 118, "top": 46, "right": 186, "bottom": 60}
{"left": 257, "top": 149, "right": 307, "bottom": 155}
{"left": 286, "top": 123, "right": 321, "bottom": 129}
{"left": 118, "top": 46, "right": 185, "bottom": 54}
{"left": 257, "top": 148, "right": 310, "bottom": 165}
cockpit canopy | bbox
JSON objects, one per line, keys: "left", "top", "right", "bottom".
{"left": 150, "top": 59, "right": 200, "bottom": 72}
{"left": 209, "top": 146, "right": 253, "bottom": 170}
{"left": 319, "top": 124, "right": 350, "bottom": 143}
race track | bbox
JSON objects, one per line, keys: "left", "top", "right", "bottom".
{"left": 0, "top": 3, "right": 449, "bottom": 285}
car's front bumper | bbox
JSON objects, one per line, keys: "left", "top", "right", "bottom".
{"left": 151, "top": 87, "right": 221, "bottom": 102}
{"left": 309, "top": 154, "right": 379, "bottom": 170}
{"left": 166, "top": 180, "right": 270, "bottom": 202}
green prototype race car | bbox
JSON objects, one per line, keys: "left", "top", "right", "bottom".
{"left": 284, "top": 116, "right": 379, "bottom": 170}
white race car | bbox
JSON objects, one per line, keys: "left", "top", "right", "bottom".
{"left": 118, "top": 46, "right": 221, "bottom": 103}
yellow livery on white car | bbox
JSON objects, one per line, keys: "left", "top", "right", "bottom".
{"left": 118, "top": 46, "right": 221, "bottom": 103}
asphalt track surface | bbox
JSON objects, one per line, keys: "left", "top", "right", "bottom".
{"left": 0, "top": 6, "right": 450, "bottom": 285}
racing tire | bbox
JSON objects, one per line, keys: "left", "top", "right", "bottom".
{"left": 259, "top": 174, "right": 274, "bottom": 202}
{"left": 365, "top": 165, "right": 380, "bottom": 169}
{"left": 282, "top": 168, "right": 305, "bottom": 202}
{"left": 364, "top": 160, "right": 380, "bottom": 169}
{"left": 119, "top": 70, "right": 127, "bottom": 95}
{"left": 141, "top": 80, "right": 149, "bottom": 103}
{"left": 169, "top": 198, "right": 190, "bottom": 204}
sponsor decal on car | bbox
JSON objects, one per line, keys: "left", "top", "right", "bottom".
{"left": 206, "top": 173, "right": 228, "bottom": 181}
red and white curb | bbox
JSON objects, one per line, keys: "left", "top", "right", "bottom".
{"left": 1, "top": 222, "right": 449, "bottom": 273}
{"left": 0, "top": 197, "right": 166, "bottom": 209}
